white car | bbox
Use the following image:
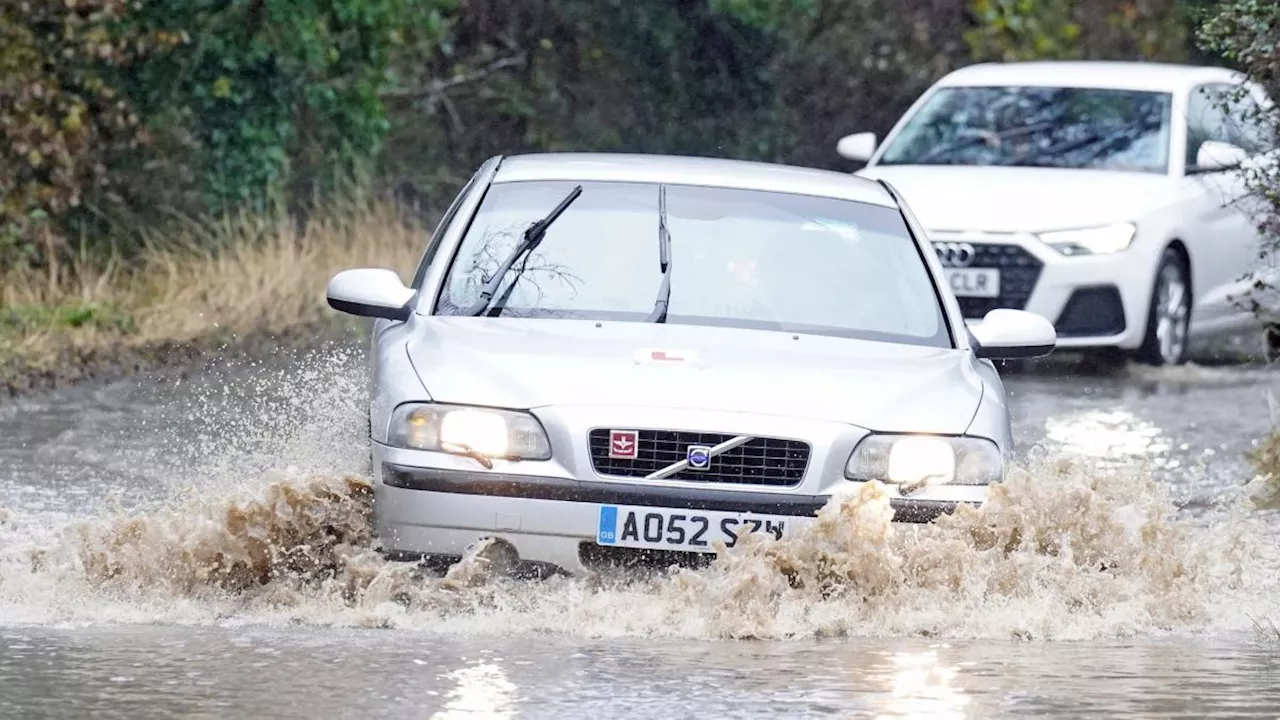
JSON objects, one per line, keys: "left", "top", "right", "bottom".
{"left": 325, "top": 153, "right": 1057, "bottom": 576}
{"left": 838, "top": 61, "right": 1279, "bottom": 365}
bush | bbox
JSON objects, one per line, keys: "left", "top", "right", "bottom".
{"left": 0, "top": 0, "right": 153, "bottom": 265}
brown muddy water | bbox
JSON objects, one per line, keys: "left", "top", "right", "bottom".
{"left": 1, "top": 345, "right": 1280, "bottom": 718}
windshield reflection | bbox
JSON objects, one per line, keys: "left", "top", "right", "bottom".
{"left": 435, "top": 180, "right": 952, "bottom": 347}
{"left": 879, "top": 86, "right": 1172, "bottom": 173}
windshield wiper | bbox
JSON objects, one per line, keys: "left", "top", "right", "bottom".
{"left": 464, "top": 185, "right": 583, "bottom": 316}
{"left": 645, "top": 184, "right": 672, "bottom": 323}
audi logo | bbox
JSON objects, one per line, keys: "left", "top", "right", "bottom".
{"left": 933, "top": 241, "right": 976, "bottom": 268}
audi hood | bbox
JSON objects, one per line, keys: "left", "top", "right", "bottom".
{"left": 856, "top": 165, "right": 1179, "bottom": 232}
{"left": 404, "top": 317, "right": 987, "bottom": 435}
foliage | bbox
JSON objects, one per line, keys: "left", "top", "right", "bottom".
{"left": 0, "top": 0, "right": 154, "bottom": 264}
{"left": 966, "top": 0, "right": 1189, "bottom": 63}
{"left": 0, "top": 0, "right": 1214, "bottom": 261}
{"left": 121, "top": 0, "right": 454, "bottom": 215}
{"left": 966, "top": 0, "right": 1083, "bottom": 61}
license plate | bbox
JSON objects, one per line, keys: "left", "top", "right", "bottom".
{"left": 944, "top": 268, "right": 1000, "bottom": 298}
{"left": 596, "top": 504, "right": 810, "bottom": 553}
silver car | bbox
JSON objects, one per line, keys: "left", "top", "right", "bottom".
{"left": 326, "top": 152, "right": 1057, "bottom": 575}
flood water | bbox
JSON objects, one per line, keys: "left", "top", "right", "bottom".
{"left": 2, "top": 343, "right": 1280, "bottom": 718}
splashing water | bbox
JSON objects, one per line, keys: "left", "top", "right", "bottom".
{"left": 1, "top": 344, "right": 1278, "bottom": 641}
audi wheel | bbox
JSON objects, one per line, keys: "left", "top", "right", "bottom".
{"left": 1134, "top": 248, "right": 1191, "bottom": 366}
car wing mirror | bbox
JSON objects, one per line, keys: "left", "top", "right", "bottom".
{"left": 326, "top": 268, "right": 416, "bottom": 321}
{"left": 970, "top": 309, "right": 1056, "bottom": 360}
{"left": 836, "top": 132, "right": 878, "bottom": 163}
{"left": 1191, "top": 140, "right": 1249, "bottom": 174}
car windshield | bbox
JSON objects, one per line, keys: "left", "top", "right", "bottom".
{"left": 877, "top": 86, "right": 1173, "bottom": 173}
{"left": 434, "top": 180, "right": 950, "bottom": 348}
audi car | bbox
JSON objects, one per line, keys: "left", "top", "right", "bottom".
{"left": 325, "top": 152, "right": 1057, "bottom": 575}
{"left": 838, "top": 61, "right": 1280, "bottom": 365}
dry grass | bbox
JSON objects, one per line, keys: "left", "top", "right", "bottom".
{"left": 1252, "top": 431, "right": 1280, "bottom": 479}
{"left": 1, "top": 198, "right": 428, "bottom": 370}
{"left": 1249, "top": 614, "right": 1280, "bottom": 644}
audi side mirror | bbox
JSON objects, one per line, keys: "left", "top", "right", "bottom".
{"left": 1191, "top": 140, "right": 1249, "bottom": 174}
{"left": 836, "top": 132, "right": 877, "bottom": 162}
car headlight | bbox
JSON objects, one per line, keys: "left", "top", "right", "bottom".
{"left": 388, "top": 403, "right": 552, "bottom": 461}
{"left": 1038, "top": 222, "right": 1136, "bottom": 256}
{"left": 845, "top": 434, "right": 1002, "bottom": 491}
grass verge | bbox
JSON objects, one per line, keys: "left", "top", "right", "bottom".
{"left": 1249, "top": 430, "right": 1280, "bottom": 483}
{"left": 1, "top": 197, "right": 427, "bottom": 397}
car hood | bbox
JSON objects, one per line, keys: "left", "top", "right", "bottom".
{"left": 856, "top": 165, "right": 1178, "bottom": 232}
{"left": 405, "top": 317, "right": 984, "bottom": 434}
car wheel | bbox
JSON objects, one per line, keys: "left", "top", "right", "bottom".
{"left": 1134, "top": 248, "right": 1191, "bottom": 366}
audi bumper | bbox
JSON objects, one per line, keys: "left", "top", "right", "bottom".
{"left": 931, "top": 232, "right": 1156, "bottom": 351}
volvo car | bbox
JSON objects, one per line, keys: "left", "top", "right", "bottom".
{"left": 325, "top": 152, "right": 1057, "bottom": 575}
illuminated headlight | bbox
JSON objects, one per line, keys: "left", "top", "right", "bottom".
{"left": 1039, "top": 222, "right": 1136, "bottom": 256}
{"left": 844, "top": 434, "right": 1003, "bottom": 490}
{"left": 387, "top": 403, "right": 551, "bottom": 461}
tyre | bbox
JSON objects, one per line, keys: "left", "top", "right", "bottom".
{"left": 1134, "top": 247, "right": 1191, "bottom": 366}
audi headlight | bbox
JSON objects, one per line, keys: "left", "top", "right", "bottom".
{"left": 388, "top": 403, "right": 551, "bottom": 461}
{"left": 845, "top": 434, "right": 1002, "bottom": 491}
{"left": 1039, "top": 222, "right": 1137, "bottom": 256}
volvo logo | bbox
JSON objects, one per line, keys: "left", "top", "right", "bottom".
{"left": 933, "top": 242, "right": 976, "bottom": 268}
{"left": 686, "top": 445, "right": 712, "bottom": 470}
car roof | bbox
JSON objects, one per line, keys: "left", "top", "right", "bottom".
{"left": 937, "top": 60, "right": 1246, "bottom": 93}
{"left": 491, "top": 152, "right": 898, "bottom": 208}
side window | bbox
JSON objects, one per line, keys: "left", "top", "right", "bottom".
{"left": 1185, "top": 85, "right": 1233, "bottom": 168}
{"left": 1187, "top": 83, "right": 1276, "bottom": 167}
{"left": 410, "top": 171, "right": 482, "bottom": 289}
{"left": 1220, "top": 87, "right": 1275, "bottom": 155}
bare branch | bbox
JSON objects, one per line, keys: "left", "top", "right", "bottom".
{"left": 381, "top": 52, "right": 529, "bottom": 104}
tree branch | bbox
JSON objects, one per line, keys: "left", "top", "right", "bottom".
{"left": 381, "top": 52, "right": 528, "bottom": 103}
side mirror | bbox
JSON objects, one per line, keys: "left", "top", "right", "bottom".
{"left": 970, "top": 309, "right": 1056, "bottom": 360}
{"left": 1192, "top": 140, "right": 1249, "bottom": 173}
{"left": 836, "top": 132, "right": 878, "bottom": 162}
{"left": 326, "top": 268, "right": 415, "bottom": 321}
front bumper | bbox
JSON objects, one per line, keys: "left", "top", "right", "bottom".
{"left": 374, "top": 461, "right": 984, "bottom": 575}
{"left": 931, "top": 230, "right": 1156, "bottom": 351}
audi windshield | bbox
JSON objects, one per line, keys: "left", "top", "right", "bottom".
{"left": 434, "top": 180, "right": 951, "bottom": 348}
{"left": 878, "top": 86, "right": 1173, "bottom": 173}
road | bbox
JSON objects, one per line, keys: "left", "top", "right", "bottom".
{"left": 1, "top": 345, "right": 1278, "bottom": 718}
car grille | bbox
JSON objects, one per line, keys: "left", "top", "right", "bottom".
{"left": 936, "top": 241, "right": 1043, "bottom": 318}
{"left": 587, "top": 429, "right": 810, "bottom": 487}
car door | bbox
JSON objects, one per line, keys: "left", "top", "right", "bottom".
{"left": 1181, "top": 82, "right": 1273, "bottom": 326}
